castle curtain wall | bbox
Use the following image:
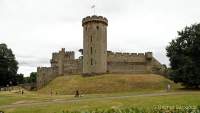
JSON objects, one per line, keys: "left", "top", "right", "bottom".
{"left": 107, "top": 52, "right": 150, "bottom": 73}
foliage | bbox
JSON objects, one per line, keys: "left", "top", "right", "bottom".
{"left": 29, "top": 72, "right": 37, "bottom": 83}
{"left": 61, "top": 106, "right": 200, "bottom": 113}
{"left": 23, "top": 77, "right": 31, "bottom": 83}
{"left": 166, "top": 23, "right": 200, "bottom": 88}
{"left": 24, "top": 72, "right": 37, "bottom": 83}
{"left": 0, "top": 43, "right": 18, "bottom": 87}
{"left": 16, "top": 73, "right": 24, "bottom": 84}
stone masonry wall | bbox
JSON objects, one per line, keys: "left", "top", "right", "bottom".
{"left": 37, "top": 49, "right": 81, "bottom": 89}
{"left": 63, "top": 59, "right": 82, "bottom": 75}
{"left": 37, "top": 49, "right": 164, "bottom": 89}
{"left": 107, "top": 62, "right": 147, "bottom": 73}
{"left": 107, "top": 51, "right": 163, "bottom": 74}
{"left": 82, "top": 15, "right": 108, "bottom": 74}
{"left": 37, "top": 67, "right": 58, "bottom": 89}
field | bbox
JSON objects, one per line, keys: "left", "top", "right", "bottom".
{"left": 1, "top": 90, "right": 200, "bottom": 113}
{"left": 0, "top": 74, "right": 200, "bottom": 113}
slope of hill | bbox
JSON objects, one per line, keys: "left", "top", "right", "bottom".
{"left": 38, "top": 74, "right": 180, "bottom": 95}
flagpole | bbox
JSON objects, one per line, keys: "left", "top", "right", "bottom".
{"left": 91, "top": 0, "right": 96, "bottom": 15}
{"left": 94, "top": 5, "right": 95, "bottom": 15}
{"left": 91, "top": 5, "right": 95, "bottom": 15}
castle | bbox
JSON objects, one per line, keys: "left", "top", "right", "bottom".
{"left": 37, "top": 15, "right": 164, "bottom": 89}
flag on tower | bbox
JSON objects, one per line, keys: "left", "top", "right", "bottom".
{"left": 91, "top": 5, "right": 95, "bottom": 9}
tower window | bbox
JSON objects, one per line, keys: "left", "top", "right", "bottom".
{"left": 96, "top": 26, "right": 99, "bottom": 30}
{"left": 91, "top": 58, "right": 93, "bottom": 65}
{"left": 90, "top": 36, "right": 92, "bottom": 42}
{"left": 91, "top": 47, "right": 93, "bottom": 54}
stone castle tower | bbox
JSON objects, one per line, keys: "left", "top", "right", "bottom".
{"left": 82, "top": 15, "right": 108, "bottom": 74}
{"left": 36, "top": 15, "right": 165, "bottom": 89}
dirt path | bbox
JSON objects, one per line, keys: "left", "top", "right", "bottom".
{"left": 0, "top": 92, "right": 192, "bottom": 109}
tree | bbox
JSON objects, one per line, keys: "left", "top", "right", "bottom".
{"left": 16, "top": 73, "right": 24, "bottom": 84}
{"left": 24, "top": 77, "right": 31, "bottom": 83}
{"left": 29, "top": 72, "right": 37, "bottom": 83}
{"left": 166, "top": 23, "right": 200, "bottom": 88}
{"left": 23, "top": 72, "right": 37, "bottom": 83}
{"left": 0, "top": 43, "right": 18, "bottom": 87}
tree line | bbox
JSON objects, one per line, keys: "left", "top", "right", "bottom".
{"left": 0, "top": 43, "right": 36, "bottom": 87}
{"left": 166, "top": 23, "right": 200, "bottom": 88}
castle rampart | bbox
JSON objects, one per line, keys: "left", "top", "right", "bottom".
{"left": 37, "top": 67, "right": 58, "bottom": 89}
{"left": 37, "top": 49, "right": 82, "bottom": 89}
{"left": 107, "top": 51, "right": 152, "bottom": 63}
{"left": 106, "top": 51, "right": 162, "bottom": 74}
{"left": 37, "top": 49, "right": 164, "bottom": 89}
{"left": 36, "top": 15, "right": 165, "bottom": 89}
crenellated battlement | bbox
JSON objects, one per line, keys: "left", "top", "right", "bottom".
{"left": 52, "top": 49, "right": 74, "bottom": 58}
{"left": 58, "top": 48, "right": 74, "bottom": 55}
{"left": 65, "top": 51, "right": 74, "bottom": 55}
{"left": 107, "top": 51, "right": 153, "bottom": 63}
{"left": 82, "top": 15, "right": 108, "bottom": 26}
{"left": 37, "top": 67, "right": 52, "bottom": 73}
{"left": 107, "top": 51, "right": 152, "bottom": 57}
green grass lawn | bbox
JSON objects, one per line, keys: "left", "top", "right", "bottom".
{"left": 0, "top": 74, "right": 197, "bottom": 113}
{"left": 1, "top": 90, "right": 200, "bottom": 113}
{"left": 0, "top": 89, "right": 161, "bottom": 106}
{"left": 0, "top": 90, "right": 75, "bottom": 106}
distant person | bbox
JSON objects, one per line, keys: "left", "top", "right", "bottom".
{"left": 21, "top": 90, "right": 24, "bottom": 95}
{"left": 166, "top": 84, "right": 171, "bottom": 92}
{"left": 75, "top": 90, "right": 79, "bottom": 97}
{"left": 50, "top": 89, "right": 53, "bottom": 96}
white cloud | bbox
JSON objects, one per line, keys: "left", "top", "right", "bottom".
{"left": 1, "top": 0, "right": 200, "bottom": 76}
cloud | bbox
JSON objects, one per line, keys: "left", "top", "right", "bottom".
{"left": 17, "top": 54, "right": 49, "bottom": 67}
{"left": 1, "top": 0, "right": 200, "bottom": 76}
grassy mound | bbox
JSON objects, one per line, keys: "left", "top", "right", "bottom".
{"left": 38, "top": 74, "right": 180, "bottom": 95}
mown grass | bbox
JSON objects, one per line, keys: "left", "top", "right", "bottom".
{"left": 38, "top": 74, "right": 181, "bottom": 95}
{"left": 0, "top": 90, "right": 74, "bottom": 106}
{"left": 2, "top": 91, "right": 200, "bottom": 113}
{"left": 0, "top": 74, "right": 189, "bottom": 113}
{"left": 0, "top": 89, "right": 168, "bottom": 107}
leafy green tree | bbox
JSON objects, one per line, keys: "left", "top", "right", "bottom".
{"left": 29, "top": 72, "right": 37, "bottom": 83}
{"left": 0, "top": 43, "right": 18, "bottom": 87}
{"left": 24, "top": 77, "right": 31, "bottom": 83}
{"left": 23, "top": 72, "right": 37, "bottom": 83}
{"left": 166, "top": 23, "right": 200, "bottom": 88}
{"left": 16, "top": 73, "right": 24, "bottom": 84}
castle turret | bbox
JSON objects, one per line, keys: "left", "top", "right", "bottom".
{"left": 82, "top": 15, "right": 108, "bottom": 75}
{"left": 58, "top": 48, "right": 65, "bottom": 75}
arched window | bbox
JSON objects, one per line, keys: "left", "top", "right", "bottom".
{"left": 91, "top": 47, "right": 93, "bottom": 54}
{"left": 91, "top": 58, "right": 93, "bottom": 65}
{"left": 90, "top": 36, "right": 92, "bottom": 42}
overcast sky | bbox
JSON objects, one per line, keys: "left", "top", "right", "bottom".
{"left": 1, "top": 0, "right": 200, "bottom": 76}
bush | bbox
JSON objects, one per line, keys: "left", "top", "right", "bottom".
{"left": 60, "top": 106, "right": 200, "bottom": 113}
